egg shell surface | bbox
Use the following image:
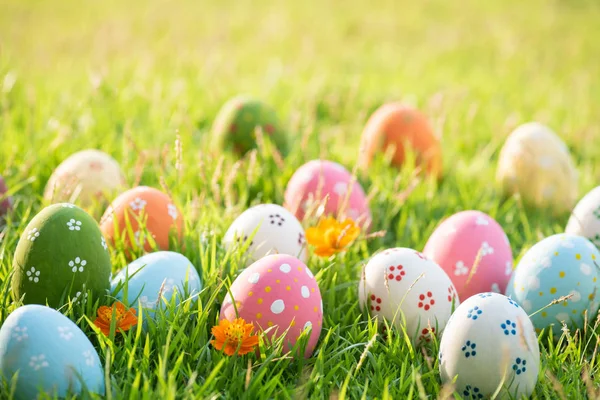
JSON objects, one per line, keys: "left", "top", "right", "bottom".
{"left": 358, "top": 103, "right": 442, "bottom": 178}
{"left": 111, "top": 251, "right": 202, "bottom": 312}
{"left": 211, "top": 95, "right": 288, "bottom": 155}
{"left": 439, "top": 292, "right": 540, "bottom": 399}
{"left": 496, "top": 122, "right": 578, "bottom": 214}
{"left": 423, "top": 210, "right": 513, "bottom": 301}
{"left": 12, "top": 203, "right": 111, "bottom": 308}
{"left": 284, "top": 160, "right": 371, "bottom": 228}
{"left": 100, "top": 186, "right": 183, "bottom": 252}
{"left": 220, "top": 254, "right": 323, "bottom": 357}
{"left": 44, "top": 149, "right": 126, "bottom": 207}
{"left": 0, "top": 304, "right": 104, "bottom": 400}
{"left": 506, "top": 233, "right": 600, "bottom": 336}
{"left": 565, "top": 186, "right": 600, "bottom": 248}
{"left": 358, "top": 247, "right": 458, "bottom": 344}
{"left": 0, "top": 174, "right": 13, "bottom": 217}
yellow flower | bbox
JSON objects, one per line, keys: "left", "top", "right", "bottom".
{"left": 93, "top": 301, "right": 138, "bottom": 336}
{"left": 211, "top": 318, "right": 260, "bottom": 356}
{"left": 306, "top": 217, "right": 360, "bottom": 257}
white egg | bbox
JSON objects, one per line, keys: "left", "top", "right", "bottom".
{"left": 0, "top": 305, "right": 104, "bottom": 399}
{"left": 223, "top": 204, "right": 307, "bottom": 265}
{"left": 358, "top": 247, "right": 459, "bottom": 344}
{"left": 439, "top": 292, "right": 540, "bottom": 399}
{"left": 566, "top": 186, "right": 600, "bottom": 247}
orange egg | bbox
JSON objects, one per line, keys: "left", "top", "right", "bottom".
{"left": 100, "top": 186, "right": 183, "bottom": 252}
{"left": 358, "top": 103, "right": 442, "bottom": 178}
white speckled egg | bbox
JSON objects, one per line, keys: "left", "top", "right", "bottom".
{"left": 566, "top": 186, "right": 600, "bottom": 248}
{"left": 506, "top": 233, "right": 600, "bottom": 336}
{"left": 439, "top": 293, "right": 540, "bottom": 399}
{"left": 223, "top": 204, "right": 307, "bottom": 266}
{"left": 0, "top": 305, "right": 104, "bottom": 399}
{"left": 496, "top": 122, "right": 578, "bottom": 214}
{"left": 111, "top": 251, "right": 202, "bottom": 314}
{"left": 358, "top": 247, "right": 459, "bottom": 344}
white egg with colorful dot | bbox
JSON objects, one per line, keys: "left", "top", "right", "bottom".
{"left": 566, "top": 186, "right": 600, "bottom": 248}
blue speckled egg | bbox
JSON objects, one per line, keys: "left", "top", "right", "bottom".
{"left": 0, "top": 305, "right": 104, "bottom": 399}
{"left": 506, "top": 233, "right": 600, "bottom": 336}
{"left": 111, "top": 251, "right": 202, "bottom": 314}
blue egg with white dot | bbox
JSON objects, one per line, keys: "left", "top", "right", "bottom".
{"left": 111, "top": 251, "right": 202, "bottom": 316}
{"left": 0, "top": 305, "right": 104, "bottom": 399}
{"left": 506, "top": 233, "right": 600, "bottom": 336}
{"left": 439, "top": 292, "right": 540, "bottom": 398}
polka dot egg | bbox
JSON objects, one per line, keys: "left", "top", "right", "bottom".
{"left": 284, "top": 160, "right": 371, "bottom": 228}
{"left": 220, "top": 254, "right": 322, "bottom": 357}
{"left": 439, "top": 293, "right": 540, "bottom": 399}
{"left": 423, "top": 210, "right": 513, "bottom": 301}
{"left": 565, "top": 186, "right": 600, "bottom": 248}
{"left": 506, "top": 233, "right": 600, "bottom": 336}
{"left": 358, "top": 248, "right": 458, "bottom": 345}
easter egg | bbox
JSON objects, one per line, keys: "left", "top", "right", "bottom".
{"left": 0, "top": 174, "right": 13, "bottom": 218}
{"left": 0, "top": 304, "right": 104, "bottom": 399}
{"left": 565, "top": 186, "right": 600, "bottom": 248}
{"left": 100, "top": 186, "right": 183, "bottom": 252}
{"left": 44, "top": 149, "right": 126, "bottom": 207}
{"left": 284, "top": 160, "right": 371, "bottom": 227}
{"left": 423, "top": 210, "right": 513, "bottom": 301}
{"left": 223, "top": 204, "right": 307, "bottom": 265}
{"left": 211, "top": 95, "right": 288, "bottom": 155}
{"left": 358, "top": 248, "right": 458, "bottom": 344}
{"left": 506, "top": 233, "right": 600, "bottom": 336}
{"left": 439, "top": 292, "right": 540, "bottom": 399}
{"left": 496, "top": 122, "right": 578, "bottom": 214}
{"left": 220, "top": 254, "right": 323, "bottom": 357}
{"left": 111, "top": 251, "right": 202, "bottom": 313}
{"left": 12, "top": 203, "right": 111, "bottom": 308}
{"left": 358, "top": 103, "right": 442, "bottom": 178}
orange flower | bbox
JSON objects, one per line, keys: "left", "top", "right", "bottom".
{"left": 306, "top": 216, "right": 360, "bottom": 257}
{"left": 93, "top": 301, "right": 138, "bottom": 336}
{"left": 211, "top": 318, "right": 260, "bottom": 356}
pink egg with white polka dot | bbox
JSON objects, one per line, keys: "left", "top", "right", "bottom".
{"left": 423, "top": 210, "right": 513, "bottom": 301}
{"left": 284, "top": 160, "right": 371, "bottom": 228}
{"left": 220, "top": 254, "right": 323, "bottom": 357}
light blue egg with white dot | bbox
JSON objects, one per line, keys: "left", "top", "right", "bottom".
{"left": 506, "top": 233, "right": 600, "bottom": 336}
{"left": 111, "top": 251, "right": 202, "bottom": 315}
{"left": 0, "top": 305, "right": 104, "bottom": 400}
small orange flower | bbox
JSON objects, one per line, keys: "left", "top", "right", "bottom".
{"left": 306, "top": 216, "right": 360, "bottom": 257}
{"left": 211, "top": 318, "right": 260, "bottom": 356}
{"left": 93, "top": 301, "right": 138, "bottom": 336}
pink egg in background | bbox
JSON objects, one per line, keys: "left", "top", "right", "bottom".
{"left": 284, "top": 160, "right": 371, "bottom": 228}
{"left": 423, "top": 210, "right": 513, "bottom": 301}
{"left": 220, "top": 254, "right": 323, "bottom": 358}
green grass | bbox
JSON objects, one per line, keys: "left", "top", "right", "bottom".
{"left": 1, "top": 0, "right": 600, "bottom": 398}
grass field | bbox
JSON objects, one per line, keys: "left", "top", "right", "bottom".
{"left": 2, "top": 0, "right": 600, "bottom": 398}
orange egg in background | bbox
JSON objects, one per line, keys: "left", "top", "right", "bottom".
{"left": 100, "top": 186, "right": 183, "bottom": 253}
{"left": 358, "top": 103, "right": 442, "bottom": 178}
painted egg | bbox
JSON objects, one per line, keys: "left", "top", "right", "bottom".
{"left": 506, "top": 233, "right": 600, "bottom": 336}
{"left": 100, "top": 186, "right": 183, "bottom": 252}
{"left": 496, "top": 122, "right": 578, "bottom": 214}
{"left": 0, "top": 174, "right": 13, "bottom": 218}
{"left": 111, "top": 251, "right": 202, "bottom": 314}
{"left": 0, "top": 304, "right": 104, "bottom": 399}
{"left": 211, "top": 95, "right": 288, "bottom": 155}
{"left": 358, "top": 103, "right": 442, "bottom": 178}
{"left": 284, "top": 160, "right": 371, "bottom": 228}
{"left": 358, "top": 248, "right": 458, "bottom": 344}
{"left": 439, "top": 292, "right": 540, "bottom": 399}
{"left": 12, "top": 203, "right": 111, "bottom": 308}
{"left": 423, "top": 210, "right": 513, "bottom": 301}
{"left": 565, "top": 186, "right": 600, "bottom": 248}
{"left": 220, "top": 254, "right": 323, "bottom": 357}
{"left": 44, "top": 149, "right": 126, "bottom": 207}
{"left": 223, "top": 204, "right": 307, "bottom": 266}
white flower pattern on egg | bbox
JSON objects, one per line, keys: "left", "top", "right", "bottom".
{"left": 69, "top": 257, "right": 87, "bottom": 273}
{"left": 26, "top": 267, "right": 40, "bottom": 283}
{"left": 475, "top": 216, "right": 489, "bottom": 225}
{"left": 83, "top": 350, "right": 95, "bottom": 366}
{"left": 11, "top": 326, "right": 29, "bottom": 342}
{"left": 480, "top": 242, "right": 494, "bottom": 256}
{"left": 454, "top": 261, "right": 468, "bottom": 276}
{"left": 167, "top": 204, "right": 178, "bottom": 220}
{"left": 27, "top": 228, "right": 40, "bottom": 242}
{"left": 505, "top": 261, "right": 513, "bottom": 276}
{"left": 66, "top": 219, "right": 82, "bottom": 231}
{"left": 29, "top": 354, "right": 49, "bottom": 371}
{"left": 333, "top": 182, "right": 348, "bottom": 197}
{"left": 57, "top": 326, "right": 74, "bottom": 341}
{"left": 129, "top": 197, "right": 147, "bottom": 211}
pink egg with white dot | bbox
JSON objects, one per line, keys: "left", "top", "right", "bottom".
{"left": 284, "top": 160, "right": 371, "bottom": 228}
{"left": 423, "top": 210, "right": 513, "bottom": 301}
{"left": 220, "top": 254, "right": 323, "bottom": 357}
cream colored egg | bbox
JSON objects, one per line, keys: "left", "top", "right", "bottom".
{"left": 496, "top": 122, "right": 578, "bottom": 214}
{"left": 45, "top": 149, "right": 126, "bottom": 207}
